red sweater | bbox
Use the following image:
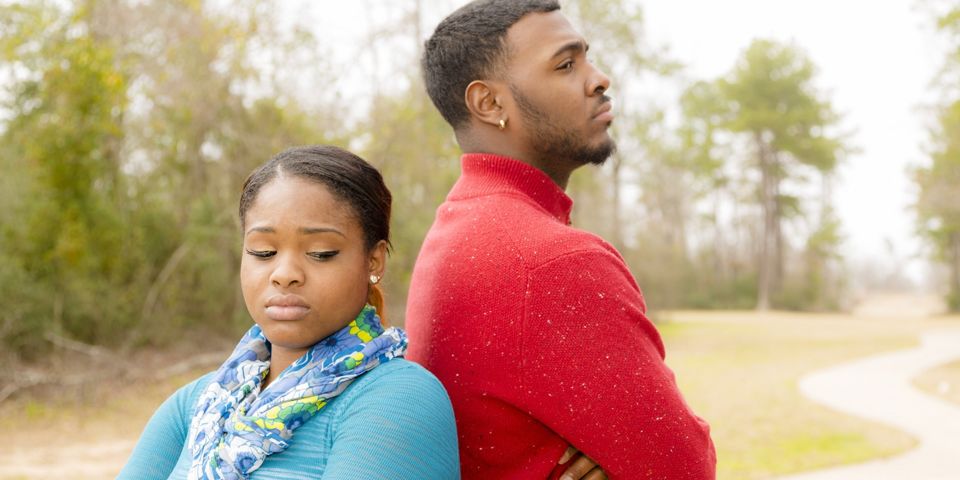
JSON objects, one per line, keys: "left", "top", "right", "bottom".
{"left": 406, "top": 154, "right": 716, "bottom": 479}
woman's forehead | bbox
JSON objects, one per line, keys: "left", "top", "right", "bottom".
{"left": 245, "top": 177, "right": 358, "bottom": 232}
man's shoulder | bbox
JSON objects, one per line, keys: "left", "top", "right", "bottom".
{"left": 524, "top": 225, "right": 622, "bottom": 270}
{"left": 443, "top": 196, "right": 622, "bottom": 269}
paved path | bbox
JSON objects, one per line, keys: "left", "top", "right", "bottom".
{"left": 778, "top": 329, "right": 960, "bottom": 480}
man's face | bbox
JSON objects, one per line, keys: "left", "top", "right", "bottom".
{"left": 502, "top": 11, "right": 616, "bottom": 167}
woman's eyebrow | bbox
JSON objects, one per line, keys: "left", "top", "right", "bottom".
{"left": 299, "top": 226, "right": 346, "bottom": 237}
{"left": 244, "top": 226, "right": 345, "bottom": 237}
{"left": 245, "top": 226, "right": 274, "bottom": 236}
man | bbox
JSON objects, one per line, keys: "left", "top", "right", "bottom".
{"left": 406, "top": 1, "right": 717, "bottom": 478}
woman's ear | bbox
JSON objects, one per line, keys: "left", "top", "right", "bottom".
{"left": 464, "top": 80, "right": 508, "bottom": 129}
{"left": 368, "top": 240, "right": 388, "bottom": 281}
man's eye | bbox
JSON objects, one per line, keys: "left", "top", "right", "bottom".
{"left": 557, "top": 60, "right": 574, "bottom": 71}
{"left": 308, "top": 251, "right": 340, "bottom": 261}
{"left": 246, "top": 249, "right": 275, "bottom": 258}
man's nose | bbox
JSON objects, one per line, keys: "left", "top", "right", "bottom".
{"left": 587, "top": 63, "right": 611, "bottom": 96}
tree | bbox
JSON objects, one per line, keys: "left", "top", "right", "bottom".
{"left": 914, "top": 3, "right": 960, "bottom": 311}
{"left": 351, "top": 0, "right": 461, "bottom": 322}
{"left": 0, "top": 1, "right": 133, "bottom": 354}
{"left": 677, "top": 80, "right": 756, "bottom": 299}
{"left": 916, "top": 102, "right": 960, "bottom": 311}
{"left": 563, "top": 0, "right": 676, "bottom": 252}
{"left": 713, "top": 39, "right": 846, "bottom": 310}
{"left": 933, "top": 2, "right": 960, "bottom": 95}
{"left": 0, "top": 0, "right": 342, "bottom": 356}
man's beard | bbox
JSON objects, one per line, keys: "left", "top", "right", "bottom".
{"left": 510, "top": 85, "right": 616, "bottom": 167}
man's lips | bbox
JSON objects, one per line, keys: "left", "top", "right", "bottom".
{"left": 593, "top": 101, "right": 614, "bottom": 123}
{"left": 265, "top": 294, "right": 310, "bottom": 321}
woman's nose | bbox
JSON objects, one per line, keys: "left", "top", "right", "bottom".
{"left": 269, "top": 253, "right": 304, "bottom": 287}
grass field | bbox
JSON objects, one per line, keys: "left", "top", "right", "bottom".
{"left": 657, "top": 310, "right": 955, "bottom": 480}
{"left": 0, "top": 310, "right": 954, "bottom": 479}
{"left": 913, "top": 359, "right": 960, "bottom": 407}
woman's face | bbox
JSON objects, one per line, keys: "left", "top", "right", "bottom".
{"left": 240, "top": 175, "right": 385, "bottom": 358}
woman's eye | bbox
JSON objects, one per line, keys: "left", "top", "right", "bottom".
{"left": 308, "top": 250, "right": 340, "bottom": 261}
{"left": 246, "top": 249, "right": 276, "bottom": 259}
{"left": 557, "top": 60, "right": 574, "bottom": 71}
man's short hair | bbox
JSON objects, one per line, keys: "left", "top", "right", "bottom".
{"left": 422, "top": 0, "right": 561, "bottom": 129}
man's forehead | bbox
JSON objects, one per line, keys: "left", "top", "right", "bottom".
{"left": 505, "top": 10, "right": 586, "bottom": 61}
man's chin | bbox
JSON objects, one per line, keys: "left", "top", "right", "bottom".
{"left": 584, "top": 138, "right": 616, "bottom": 166}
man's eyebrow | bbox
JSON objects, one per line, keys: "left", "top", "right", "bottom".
{"left": 551, "top": 40, "right": 588, "bottom": 59}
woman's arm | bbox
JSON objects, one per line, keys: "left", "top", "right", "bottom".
{"left": 321, "top": 361, "right": 460, "bottom": 480}
{"left": 117, "top": 373, "right": 212, "bottom": 479}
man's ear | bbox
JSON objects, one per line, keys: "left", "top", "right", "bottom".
{"left": 464, "top": 80, "right": 507, "bottom": 129}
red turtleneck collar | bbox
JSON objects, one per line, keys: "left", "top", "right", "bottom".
{"left": 449, "top": 153, "right": 573, "bottom": 225}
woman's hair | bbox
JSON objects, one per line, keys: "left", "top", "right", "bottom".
{"left": 239, "top": 145, "right": 392, "bottom": 318}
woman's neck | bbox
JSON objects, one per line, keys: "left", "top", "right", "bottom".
{"left": 263, "top": 347, "right": 307, "bottom": 389}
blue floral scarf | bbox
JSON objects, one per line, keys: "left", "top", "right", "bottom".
{"left": 187, "top": 305, "right": 407, "bottom": 480}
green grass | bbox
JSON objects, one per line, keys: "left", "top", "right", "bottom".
{"left": 657, "top": 310, "right": 956, "bottom": 480}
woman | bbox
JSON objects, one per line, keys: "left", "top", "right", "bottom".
{"left": 119, "top": 145, "right": 459, "bottom": 479}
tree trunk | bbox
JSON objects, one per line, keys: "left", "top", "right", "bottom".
{"left": 951, "top": 232, "right": 960, "bottom": 311}
{"left": 610, "top": 152, "right": 624, "bottom": 251}
{"left": 756, "top": 131, "right": 776, "bottom": 311}
{"left": 772, "top": 159, "right": 783, "bottom": 295}
{"left": 413, "top": 0, "right": 423, "bottom": 60}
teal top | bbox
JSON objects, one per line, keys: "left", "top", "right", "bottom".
{"left": 119, "top": 359, "right": 459, "bottom": 479}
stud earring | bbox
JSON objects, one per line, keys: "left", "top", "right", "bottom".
{"left": 498, "top": 118, "right": 507, "bottom": 130}
{"left": 370, "top": 275, "right": 380, "bottom": 285}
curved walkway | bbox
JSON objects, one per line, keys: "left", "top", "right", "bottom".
{"left": 778, "top": 329, "right": 960, "bottom": 480}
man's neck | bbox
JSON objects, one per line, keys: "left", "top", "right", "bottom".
{"left": 459, "top": 138, "right": 573, "bottom": 190}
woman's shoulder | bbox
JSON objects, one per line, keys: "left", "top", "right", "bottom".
{"left": 343, "top": 357, "right": 448, "bottom": 400}
{"left": 314, "top": 358, "right": 459, "bottom": 479}
{"left": 326, "top": 357, "right": 454, "bottom": 425}
{"left": 180, "top": 371, "right": 218, "bottom": 399}
{"left": 159, "top": 370, "right": 218, "bottom": 416}
{"left": 322, "top": 356, "right": 456, "bottom": 443}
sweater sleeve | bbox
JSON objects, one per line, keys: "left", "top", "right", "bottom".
{"left": 519, "top": 248, "right": 716, "bottom": 480}
{"left": 321, "top": 361, "right": 460, "bottom": 480}
{"left": 117, "top": 373, "right": 212, "bottom": 480}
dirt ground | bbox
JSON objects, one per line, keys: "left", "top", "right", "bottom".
{"left": 0, "top": 342, "right": 227, "bottom": 480}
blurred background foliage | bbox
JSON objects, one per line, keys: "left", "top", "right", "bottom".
{"left": 0, "top": 0, "right": 957, "bottom": 360}
{"left": 915, "top": 1, "right": 960, "bottom": 311}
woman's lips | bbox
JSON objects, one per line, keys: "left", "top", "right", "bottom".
{"left": 265, "top": 305, "right": 310, "bottom": 321}
{"left": 265, "top": 294, "right": 310, "bottom": 321}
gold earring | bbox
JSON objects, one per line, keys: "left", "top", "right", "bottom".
{"left": 370, "top": 275, "right": 380, "bottom": 285}
{"left": 498, "top": 118, "right": 507, "bottom": 130}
